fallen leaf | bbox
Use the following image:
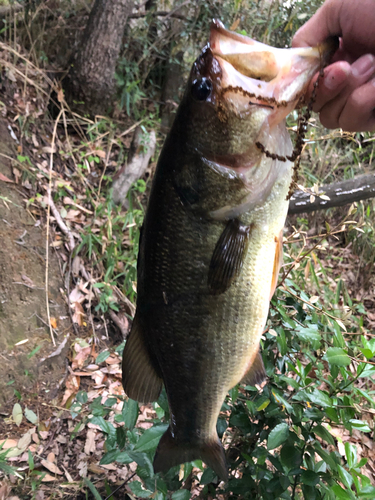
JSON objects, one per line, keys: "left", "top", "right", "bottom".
{"left": 41, "top": 474, "right": 59, "bottom": 482}
{"left": 50, "top": 317, "right": 57, "bottom": 329}
{"left": 41, "top": 459, "right": 63, "bottom": 475}
{"left": 18, "top": 429, "right": 34, "bottom": 451}
{"left": 84, "top": 429, "right": 96, "bottom": 455}
{"left": 0, "top": 173, "right": 14, "bottom": 183}
{"left": 0, "top": 439, "right": 18, "bottom": 450}
{"left": 12, "top": 404, "right": 22, "bottom": 427}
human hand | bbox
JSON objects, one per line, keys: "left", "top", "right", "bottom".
{"left": 292, "top": 0, "right": 375, "bottom": 131}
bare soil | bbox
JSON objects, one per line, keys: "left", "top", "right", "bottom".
{"left": 0, "top": 120, "right": 71, "bottom": 415}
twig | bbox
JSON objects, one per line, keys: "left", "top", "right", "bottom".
{"left": 46, "top": 192, "right": 75, "bottom": 252}
{"left": 45, "top": 109, "right": 63, "bottom": 346}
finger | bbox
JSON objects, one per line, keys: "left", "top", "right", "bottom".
{"left": 310, "top": 61, "right": 351, "bottom": 111}
{"left": 292, "top": 0, "right": 343, "bottom": 48}
{"left": 318, "top": 54, "right": 375, "bottom": 129}
{"left": 338, "top": 79, "right": 375, "bottom": 131}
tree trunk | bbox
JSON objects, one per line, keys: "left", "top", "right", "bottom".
{"left": 66, "top": 0, "right": 134, "bottom": 115}
{"left": 288, "top": 174, "right": 375, "bottom": 215}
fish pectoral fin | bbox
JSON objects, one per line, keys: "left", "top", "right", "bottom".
{"left": 122, "top": 313, "right": 163, "bottom": 403}
{"left": 241, "top": 349, "right": 267, "bottom": 386}
{"left": 208, "top": 219, "right": 251, "bottom": 295}
{"left": 154, "top": 427, "right": 228, "bottom": 482}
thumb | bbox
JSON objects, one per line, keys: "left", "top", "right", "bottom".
{"left": 292, "top": 0, "right": 343, "bottom": 48}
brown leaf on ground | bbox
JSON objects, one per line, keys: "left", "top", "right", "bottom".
{"left": 41, "top": 459, "right": 63, "bottom": 475}
{"left": 84, "top": 429, "right": 96, "bottom": 455}
{"left": 61, "top": 374, "right": 80, "bottom": 405}
{"left": 0, "top": 172, "right": 14, "bottom": 183}
{"left": 0, "top": 481, "right": 12, "bottom": 500}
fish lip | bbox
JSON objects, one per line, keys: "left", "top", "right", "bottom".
{"left": 209, "top": 19, "right": 339, "bottom": 105}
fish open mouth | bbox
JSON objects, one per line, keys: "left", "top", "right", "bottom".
{"left": 209, "top": 19, "right": 338, "bottom": 113}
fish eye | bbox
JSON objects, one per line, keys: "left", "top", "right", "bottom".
{"left": 191, "top": 78, "right": 213, "bottom": 101}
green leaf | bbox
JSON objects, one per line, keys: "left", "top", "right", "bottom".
{"left": 96, "top": 350, "right": 111, "bottom": 364}
{"left": 83, "top": 478, "right": 103, "bottom": 500}
{"left": 331, "top": 484, "right": 355, "bottom": 500}
{"left": 280, "top": 444, "right": 302, "bottom": 470}
{"left": 349, "top": 419, "right": 371, "bottom": 433}
{"left": 24, "top": 408, "right": 38, "bottom": 424}
{"left": 200, "top": 467, "right": 217, "bottom": 485}
{"left": 300, "top": 469, "right": 320, "bottom": 486}
{"left": 337, "top": 465, "right": 353, "bottom": 489}
{"left": 100, "top": 449, "right": 121, "bottom": 465}
{"left": 314, "top": 443, "right": 338, "bottom": 471}
{"left": 308, "top": 389, "right": 333, "bottom": 408}
{"left": 171, "top": 491, "right": 191, "bottom": 500}
{"left": 12, "top": 403, "right": 22, "bottom": 427}
{"left": 116, "top": 451, "right": 133, "bottom": 464}
{"left": 129, "top": 480, "right": 153, "bottom": 498}
{"left": 116, "top": 426, "right": 126, "bottom": 449}
{"left": 323, "top": 347, "right": 351, "bottom": 366}
{"left": 90, "top": 416, "right": 114, "bottom": 435}
{"left": 256, "top": 398, "right": 270, "bottom": 411}
{"left": 267, "top": 422, "right": 289, "bottom": 450}
{"left": 134, "top": 425, "right": 168, "bottom": 453}
{"left": 313, "top": 424, "right": 335, "bottom": 446}
{"left": 123, "top": 398, "right": 139, "bottom": 430}
{"left": 345, "top": 442, "right": 357, "bottom": 468}
{"left": 128, "top": 451, "right": 154, "bottom": 477}
{"left": 295, "top": 325, "right": 321, "bottom": 343}
{"left": 359, "top": 348, "right": 374, "bottom": 360}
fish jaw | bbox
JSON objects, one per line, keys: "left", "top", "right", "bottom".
{"left": 210, "top": 19, "right": 338, "bottom": 123}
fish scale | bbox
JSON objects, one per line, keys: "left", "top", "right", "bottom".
{"left": 122, "top": 20, "right": 338, "bottom": 481}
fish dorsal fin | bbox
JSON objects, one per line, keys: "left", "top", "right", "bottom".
{"left": 208, "top": 219, "right": 251, "bottom": 295}
{"left": 270, "top": 229, "right": 284, "bottom": 300}
{"left": 122, "top": 314, "right": 163, "bottom": 403}
{"left": 241, "top": 349, "right": 267, "bottom": 386}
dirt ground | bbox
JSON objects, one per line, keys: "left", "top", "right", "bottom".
{"left": 0, "top": 120, "right": 71, "bottom": 415}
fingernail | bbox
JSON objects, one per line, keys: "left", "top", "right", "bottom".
{"left": 352, "top": 54, "right": 375, "bottom": 77}
{"left": 324, "top": 63, "right": 351, "bottom": 90}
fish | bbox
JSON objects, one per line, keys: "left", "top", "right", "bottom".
{"left": 122, "top": 20, "right": 338, "bottom": 481}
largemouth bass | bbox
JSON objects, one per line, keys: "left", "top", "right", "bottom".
{"left": 122, "top": 20, "right": 337, "bottom": 481}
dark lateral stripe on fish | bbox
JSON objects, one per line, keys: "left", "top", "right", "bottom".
{"left": 154, "top": 426, "right": 228, "bottom": 481}
{"left": 208, "top": 219, "right": 251, "bottom": 295}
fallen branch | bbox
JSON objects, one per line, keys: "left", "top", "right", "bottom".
{"left": 288, "top": 174, "right": 375, "bottom": 215}
{"left": 46, "top": 190, "right": 75, "bottom": 252}
{"left": 112, "top": 126, "right": 156, "bottom": 206}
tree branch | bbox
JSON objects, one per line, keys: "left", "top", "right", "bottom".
{"left": 288, "top": 174, "right": 375, "bottom": 215}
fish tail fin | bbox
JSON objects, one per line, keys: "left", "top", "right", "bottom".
{"left": 153, "top": 427, "right": 228, "bottom": 481}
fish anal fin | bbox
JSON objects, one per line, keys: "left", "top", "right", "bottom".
{"left": 154, "top": 427, "right": 228, "bottom": 482}
{"left": 122, "top": 314, "right": 163, "bottom": 403}
{"left": 270, "top": 229, "right": 284, "bottom": 300}
{"left": 241, "top": 349, "right": 267, "bottom": 386}
{"left": 208, "top": 219, "right": 251, "bottom": 295}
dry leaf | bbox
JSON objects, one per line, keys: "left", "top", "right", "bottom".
{"left": 0, "top": 481, "right": 12, "bottom": 500}
{"left": 0, "top": 173, "right": 14, "bottom": 183}
{"left": 57, "top": 87, "right": 64, "bottom": 103}
{"left": 41, "top": 474, "right": 59, "bottom": 482}
{"left": 84, "top": 429, "right": 96, "bottom": 455}
{"left": 50, "top": 317, "right": 57, "bottom": 329}
{"left": 41, "top": 459, "right": 63, "bottom": 475}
